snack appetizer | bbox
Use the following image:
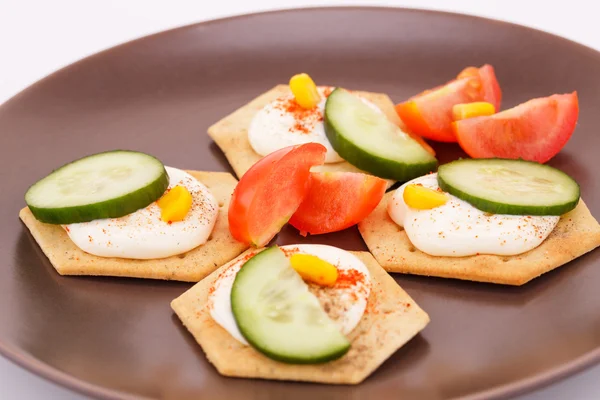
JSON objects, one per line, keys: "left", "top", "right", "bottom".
{"left": 359, "top": 158, "right": 600, "bottom": 285}
{"left": 19, "top": 150, "right": 248, "bottom": 281}
{"left": 208, "top": 73, "right": 436, "bottom": 184}
{"left": 171, "top": 244, "right": 429, "bottom": 384}
{"left": 228, "top": 143, "right": 388, "bottom": 244}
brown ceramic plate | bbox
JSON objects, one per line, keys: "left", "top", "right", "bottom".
{"left": 1, "top": 6, "right": 599, "bottom": 400}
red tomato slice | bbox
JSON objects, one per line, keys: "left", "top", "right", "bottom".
{"left": 478, "top": 65, "right": 502, "bottom": 109}
{"left": 453, "top": 92, "right": 579, "bottom": 163}
{"left": 395, "top": 64, "right": 502, "bottom": 143}
{"left": 289, "top": 172, "right": 387, "bottom": 236}
{"left": 228, "top": 143, "right": 326, "bottom": 246}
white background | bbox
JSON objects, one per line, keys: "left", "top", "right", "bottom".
{"left": 1, "top": 0, "right": 599, "bottom": 398}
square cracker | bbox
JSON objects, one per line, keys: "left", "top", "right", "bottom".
{"left": 358, "top": 193, "right": 600, "bottom": 286}
{"left": 19, "top": 171, "right": 248, "bottom": 282}
{"left": 207, "top": 84, "right": 403, "bottom": 184}
{"left": 171, "top": 250, "right": 430, "bottom": 384}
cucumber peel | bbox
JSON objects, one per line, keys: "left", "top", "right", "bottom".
{"left": 324, "top": 88, "right": 437, "bottom": 181}
{"left": 231, "top": 246, "right": 350, "bottom": 364}
{"left": 437, "top": 158, "right": 580, "bottom": 216}
{"left": 25, "top": 150, "right": 169, "bottom": 224}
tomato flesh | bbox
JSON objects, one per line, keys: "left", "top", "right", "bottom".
{"left": 289, "top": 172, "right": 387, "bottom": 235}
{"left": 228, "top": 143, "right": 326, "bottom": 246}
{"left": 396, "top": 64, "right": 502, "bottom": 143}
{"left": 453, "top": 92, "right": 578, "bottom": 163}
{"left": 478, "top": 65, "right": 502, "bottom": 109}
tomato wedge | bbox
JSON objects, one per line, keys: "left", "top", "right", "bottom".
{"left": 396, "top": 64, "right": 502, "bottom": 143}
{"left": 228, "top": 143, "right": 326, "bottom": 247}
{"left": 289, "top": 172, "right": 387, "bottom": 236}
{"left": 453, "top": 92, "right": 579, "bottom": 163}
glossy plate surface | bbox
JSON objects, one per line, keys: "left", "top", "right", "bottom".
{"left": 0, "top": 7, "right": 599, "bottom": 400}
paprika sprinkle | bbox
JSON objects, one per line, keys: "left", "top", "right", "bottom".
{"left": 335, "top": 269, "right": 366, "bottom": 289}
{"left": 273, "top": 86, "right": 335, "bottom": 135}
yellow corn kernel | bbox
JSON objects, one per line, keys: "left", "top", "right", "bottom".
{"left": 403, "top": 184, "right": 448, "bottom": 210}
{"left": 289, "top": 73, "right": 321, "bottom": 109}
{"left": 452, "top": 102, "right": 496, "bottom": 121}
{"left": 157, "top": 185, "right": 193, "bottom": 223}
{"left": 289, "top": 253, "right": 338, "bottom": 287}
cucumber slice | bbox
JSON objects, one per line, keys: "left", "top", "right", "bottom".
{"left": 25, "top": 150, "right": 169, "bottom": 224}
{"left": 324, "top": 88, "right": 437, "bottom": 181}
{"left": 437, "top": 158, "right": 580, "bottom": 216}
{"left": 231, "top": 246, "right": 350, "bottom": 364}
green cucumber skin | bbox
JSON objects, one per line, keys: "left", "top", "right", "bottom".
{"left": 231, "top": 247, "right": 350, "bottom": 364}
{"left": 324, "top": 90, "right": 437, "bottom": 182}
{"left": 25, "top": 150, "right": 169, "bottom": 225}
{"left": 437, "top": 158, "right": 581, "bottom": 216}
{"left": 250, "top": 341, "right": 349, "bottom": 365}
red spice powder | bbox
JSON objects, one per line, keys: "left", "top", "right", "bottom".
{"left": 291, "top": 121, "right": 309, "bottom": 134}
{"left": 281, "top": 247, "right": 300, "bottom": 257}
{"left": 335, "top": 269, "right": 365, "bottom": 289}
{"left": 279, "top": 98, "right": 318, "bottom": 120}
{"left": 364, "top": 292, "right": 377, "bottom": 315}
{"left": 274, "top": 88, "right": 331, "bottom": 135}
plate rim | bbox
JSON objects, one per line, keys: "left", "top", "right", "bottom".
{"left": 1, "top": 6, "right": 599, "bottom": 400}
